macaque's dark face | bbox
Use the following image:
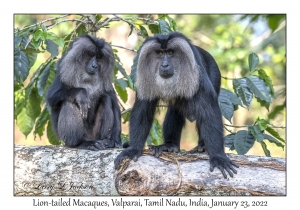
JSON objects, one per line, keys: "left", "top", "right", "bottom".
{"left": 58, "top": 35, "right": 114, "bottom": 94}
{"left": 136, "top": 37, "right": 200, "bottom": 101}
{"left": 156, "top": 49, "right": 174, "bottom": 79}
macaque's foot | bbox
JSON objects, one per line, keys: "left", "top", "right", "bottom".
{"left": 189, "top": 145, "right": 206, "bottom": 153}
{"left": 114, "top": 147, "right": 142, "bottom": 170}
{"left": 209, "top": 154, "right": 239, "bottom": 178}
{"left": 149, "top": 143, "right": 179, "bottom": 157}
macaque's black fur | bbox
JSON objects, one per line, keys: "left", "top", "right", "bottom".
{"left": 47, "top": 35, "right": 121, "bottom": 150}
{"left": 115, "top": 32, "right": 238, "bottom": 178}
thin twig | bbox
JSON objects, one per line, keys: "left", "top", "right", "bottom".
{"left": 113, "top": 14, "right": 141, "bottom": 34}
{"left": 136, "top": 17, "right": 158, "bottom": 25}
{"left": 224, "top": 125, "right": 234, "bottom": 134}
{"left": 121, "top": 108, "right": 132, "bottom": 115}
{"left": 64, "top": 22, "right": 84, "bottom": 49}
{"left": 47, "top": 19, "right": 86, "bottom": 30}
{"left": 222, "top": 76, "right": 235, "bottom": 80}
{"left": 224, "top": 123, "right": 286, "bottom": 129}
{"left": 111, "top": 44, "right": 137, "bottom": 52}
{"left": 157, "top": 104, "right": 168, "bottom": 108}
{"left": 98, "top": 16, "right": 119, "bottom": 28}
{"left": 15, "top": 14, "right": 71, "bottom": 33}
{"left": 121, "top": 104, "right": 168, "bottom": 115}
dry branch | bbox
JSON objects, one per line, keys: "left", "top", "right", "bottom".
{"left": 14, "top": 145, "right": 286, "bottom": 196}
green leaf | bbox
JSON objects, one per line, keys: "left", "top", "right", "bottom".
{"left": 16, "top": 108, "right": 34, "bottom": 137}
{"left": 257, "top": 118, "right": 272, "bottom": 131}
{"left": 218, "top": 89, "right": 234, "bottom": 123}
{"left": 56, "top": 38, "right": 65, "bottom": 48}
{"left": 47, "top": 121, "right": 62, "bottom": 145}
{"left": 268, "top": 104, "right": 285, "bottom": 120}
{"left": 121, "top": 111, "right": 130, "bottom": 124}
{"left": 258, "top": 69, "right": 275, "bottom": 96}
{"left": 128, "top": 25, "right": 134, "bottom": 37}
{"left": 224, "top": 133, "right": 236, "bottom": 151}
{"left": 45, "top": 39, "right": 58, "bottom": 58}
{"left": 234, "top": 130, "right": 255, "bottom": 155}
{"left": 158, "top": 20, "right": 171, "bottom": 34}
{"left": 46, "top": 32, "right": 64, "bottom": 48}
{"left": 263, "top": 134, "right": 285, "bottom": 149}
{"left": 130, "top": 47, "right": 142, "bottom": 85}
{"left": 37, "top": 62, "right": 51, "bottom": 96}
{"left": 146, "top": 135, "right": 153, "bottom": 146}
{"left": 44, "top": 63, "right": 57, "bottom": 93}
{"left": 26, "top": 53, "right": 38, "bottom": 68}
{"left": 76, "top": 24, "right": 87, "bottom": 35}
{"left": 14, "top": 47, "right": 30, "bottom": 84}
{"left": 248, "top": 53, "right": 259, "bottom": 72}
{"left": 115, "top": 81, "right": 128, "bottom": 103}
{"left": 96, "top": 14, "right": 102, "bottom": 21}
{"left": 115, "top": 60, "right": 134, "bottom": 89}
{"left": 121, "top": 133, "right": 129, "bottom": 145}
{"left": 246, "top": 76, "right": 272, "bottom": 103}
{"left": 260, "top": 141, "right": 271, "bottom": 157}
{"left": 14, "top": 36, "right": 22, "bottom": 48}
{"left": 138, "top": 25, "right": 148, "bottom": 37}
{"left": 21, "top": 47, "right": 41, "bottom": 53}
{"left": 233, "top": 104, "right": 239, "bottom": 111}
{"left": 14, "top": 90, "right": 25, "bottom": 119}
{"left": 25, "top": 82, "right": 35, "bottom": 102}
{"left": 267, "top": 14, "right": 285, "bottom": 32}
{"left": 34, "top": 108, "right": 49, "bottom": 138}
{"left": 265, "top": 127, "right": 285, "bottom": 143}
{"left": 14, "top": 83, "right": 24, "bottom": 92}
{"left": 148, "top": 24, "right": 159, "bottom": 34}
{"left": 256, "top": 97, "right": 270, "bottom": 111}
{"left": 31, "top": 39, "right": 42, "bottom": 50}
{"left": 166, "top": 15, "right": 178, "bottom": 31}
{"left": 41, "top": 24, "right": 47, "bottom": 32}
{"left": 248, "top": 125, "right": 264, "bottom": 142}
{"left": 34, "top": 30, "right": 44, "bottom": 41}
{"left": 26, "top": 88, "right": 41, "bottom": 121}
{"left": 233, "top": 78, "right": 253, "bottom": 109}
{"left": 47, "top": 32, "right": 58, "bottom": 40}
{"left": 19, "top": 36, "right": 29, "bottom": 48}
{"left": 115, "top": 78, "right": 128, "bottom": 90}
{"left": 158, "top": 14, "right": 167, "bottom": 20}
{"left": 148, "top": 119, "right": 162, "bottom": 146}
{"left": 43, "top": 32, "right": 48, "bottom": 40}
{"left": 221, "top": 88, "right": 243, "bottom": 107}
{"left": 22, "top": 40, "right": 40, "bottom": 67}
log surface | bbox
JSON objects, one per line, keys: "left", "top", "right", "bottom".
{"left": 14, "top": 145, "right": 286, "bottom": 196}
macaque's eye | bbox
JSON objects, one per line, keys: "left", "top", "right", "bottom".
{"left": 96, "top": 53, "right": 102, "bottom": 59}
{"left": 156, "top": 50, "right": 163, "bottom": 55}
{"left": 88, "top": 51, "right": 95, "bottom": 57}
{"left": 167, "top": 50, "right": 174, "bottom": 55}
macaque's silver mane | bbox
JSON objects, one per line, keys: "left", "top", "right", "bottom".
{"left": 58, "top": 36, "right": 114, "bottom": 97}
{"left": 136, "top": 37, "right": 200, "bottom": 101}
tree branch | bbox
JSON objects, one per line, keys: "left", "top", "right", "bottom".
{"left": 14, "top": 14, "right": 71, "bottom": 33}
{"left": 222, "top": 76, "right": 235, "bottom": 80}
{"left": 47, "top": 18, "right": 86, "bottom": 30}
{"left": 98, "top": 16, "right": 119, "bottom": 28}
{"left": 14, "top": 145, "right": 286, "bottom": 196}
{"left": 121, "top": 104, "right": 168, "bottom": 115}
{"left": 224, "top": 123, "right": 286, "bottom": 129}
{"left": 136, "top": 17, "right": 158, "bottom": 24}
{"left": 112, "top": 14, "right": 141, "bottom": 35}
{"left": 111, "top": 44, "right": 137, "bottom": 52}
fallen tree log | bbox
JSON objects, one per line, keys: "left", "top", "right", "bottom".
{"left": 14, "top": 145, "right": 286, "bottom": 196}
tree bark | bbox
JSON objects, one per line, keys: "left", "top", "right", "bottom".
{"left": 14, "top": 145, "right": 286, "bottom": 196}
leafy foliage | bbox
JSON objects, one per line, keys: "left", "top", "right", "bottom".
{"left": 14, "top": 14, "right": 285, "bottom": 156}
{"left": 224, "top": 52, "right": 285, "bottom": 155}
